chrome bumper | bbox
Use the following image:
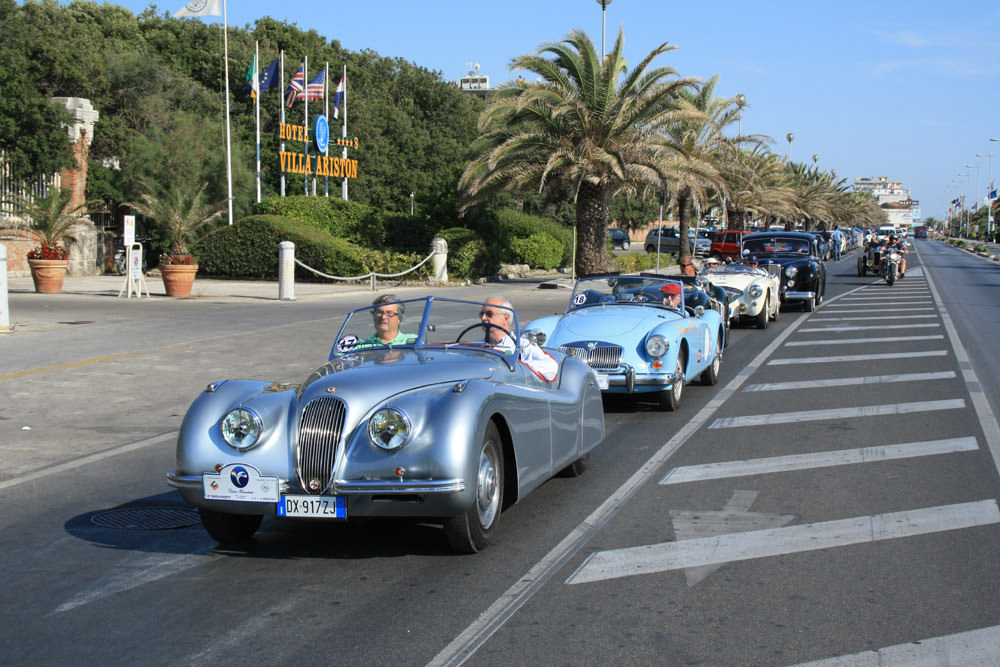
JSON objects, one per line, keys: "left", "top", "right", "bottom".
{"left": 167, "top": 472, "right": 465, "bottom": 495}
{"left": 782, "top": 290, "right": 815, "bottom": 301}
{"left": 597, "top": 364, "right": 678, "bottom": 393}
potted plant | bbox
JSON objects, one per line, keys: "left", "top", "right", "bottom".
{"left": 127, "top": 182, "right": 221, "bottom": 297}
{"left": 5, "top": 188, "right": 92, "bottom": 293}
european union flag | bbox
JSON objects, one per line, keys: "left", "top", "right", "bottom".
{"left": 243, "top": 57, "right": 280, "bottom": 97}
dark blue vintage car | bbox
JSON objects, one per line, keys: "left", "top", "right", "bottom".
{"left": 741, "top": 231, "right": 827, "bottom": 312}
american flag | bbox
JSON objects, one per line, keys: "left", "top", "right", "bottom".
{"left": 285, "top": 64, "right": 305, "bottom": 107}
{"left": 297, "top": 68, "right": 325, "bottom": 103}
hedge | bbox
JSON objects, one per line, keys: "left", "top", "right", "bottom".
{"left": 437, "top": 227, "right": 493, "bottom": 279}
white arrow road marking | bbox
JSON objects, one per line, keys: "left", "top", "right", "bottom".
{"left": 708, "top": 399, "right": 965, "bottom": 429}
{"left": 668, "top": 490, "right": 795, "bottom": 586}
{"left": 661, "top": 437, "right": 979, "bottom": 485}
{"left": 744, "top": 371, "right": 956, "bottom": 392}
{"left": 792, "top": 624, "right": 1000, "bottom": 666}
{"left": 565, "top": 500, "right": 1000, "bottom": 585}
{"left": 54, "top": 536, "right": 218, "bottom": 613}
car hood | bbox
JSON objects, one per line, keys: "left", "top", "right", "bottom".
{"left": 549, "top": 306, "right": 680, "bottom": 341}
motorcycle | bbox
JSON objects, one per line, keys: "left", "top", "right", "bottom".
{"left": 881, "top": 248, "right": 901, "bottom": 285}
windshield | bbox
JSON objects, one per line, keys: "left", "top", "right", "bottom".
{"left": 329, "top": 297, "right": 520, "bottom": 360}
{"left": 742, "top": 237, "right": 811, "bottom": 257}
{"left": 567, "top": 275, "right": 685, "bottom": 312}
{"left": 701, "top": 263, "right": 767, "bottom": 277}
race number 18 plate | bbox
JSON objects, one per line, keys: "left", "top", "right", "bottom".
{"left": 278, "top": 495, "right": 347, "bottom": 518}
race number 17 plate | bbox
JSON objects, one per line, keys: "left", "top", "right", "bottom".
{"left": 278, "top": 495, "right": 347, "bottom": 518}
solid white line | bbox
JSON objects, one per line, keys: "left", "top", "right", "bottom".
{"left": 0, "top": 431, "right": 177, "bottom": 491}
{"left": 708, "top": 399, "right": 965, "bottom": 429}
{"left": 768, "top": 350, "right": 947, "bottom": 365}
{"left": 808, "top": 314, "right": 938, "bottom": 321}
{"left": 744, "top": 371, "right": 956, "bottom": 392}
{"left": 798, "top": 323, "right": 940, "bottom": 332}
{"left": 565, "top": 500, "right": 1000, "bottom": 585}
{"left": 660, "top": 437, "right": 978, "bottom": 484}
{"left": 792, "top": 625, "right": 1000, "bottom": 666}
{"left": 919, "top": 244, "right": 1000, "bottom": 478}
{"left": 817, "top": 307, "right": 935, "bottom": 314}
{"left": 426, "top": 313, "right": 816, "bottom": 666}
{"left": 785, "top": 335, "right": 943, "bottom": 346}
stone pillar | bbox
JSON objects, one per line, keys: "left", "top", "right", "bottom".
{"left": 51, "top": 97, "right": 100, "bottom": 275}
{"left": 278, "top": 241, "right": 296, "bottom": 301}
{"left": 51, "top": 97, "right": 98, "bottom": 213}
{"left": 430, "top": 237, "right": 448, "bottom": 283}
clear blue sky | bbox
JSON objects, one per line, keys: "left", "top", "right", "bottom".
{"left": 128, "top": 1, "right": 999, "bottom": 221}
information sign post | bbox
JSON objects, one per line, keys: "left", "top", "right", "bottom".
{"left": 118, "top": 215, "right": 149, "bottom": 298}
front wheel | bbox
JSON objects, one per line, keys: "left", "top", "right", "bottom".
{"left": 199, "top": 509, "right": 262, "bottom": 545}
{"left": 445, "top": 422, "right": 504, "bottom": 553}
{"left": 752, "top": 298, "right": 769, "bottom": 329}
{"left": 803, "top": 295, "right": 815, "bottom": 312}
{"left": 621, "top": 241, "right": 630, "bottom": 250}
{"left": 657, "top": 354, "right": 685, "bottom": 411}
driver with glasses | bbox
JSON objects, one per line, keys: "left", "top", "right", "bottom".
{"left": 479, "top": 296, "right": 558, "bottom": 381}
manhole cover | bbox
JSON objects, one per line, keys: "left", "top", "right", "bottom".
{"left": 90, "top": 507, "right": 200, "bottom": 530}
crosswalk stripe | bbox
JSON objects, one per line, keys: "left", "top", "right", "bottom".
{"left": 565, "top": 500, "right": 1000, "bottom": 585}
{"left": 798, "top": 323, "right": 940, "bottom": 332}
{"left": 744, "top": 371, "right": 956, "bottom": 392}
{"left": 768, "top": 350, "right": 947, "bottom": 365}
{"left": 808, "top": 314, "right": 938, "bottom": 321}
{"left": 708, "top": 399, "right": 965, "bottom": 429}
{"left": 785, "top": 335, "right": 943, "bottom": 346}
{"left": 793, "top": 625, "right": 1000, "bottom": 666}
{"left": 660, "top": 437, "right": 978, "bottom": 484}
{"left": 818, "top": 307, "right": 935, "bottom": 314}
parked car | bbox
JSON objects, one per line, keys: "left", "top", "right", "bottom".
{"left": 167, "top": 296, "right": 606, "bottom": 553}
{"left": 699, "top": 262, "right": 780, "bottom": 329}
{"left": 523, "top": 274, "right": 725, "bottom": 411}
{"left": 741, "top": 231, "right": 827, "bottom": 311}
{"left": 708, "top": 229, "right": 748, "bottom": 261}
{"left": 608, "top": 228, "right": 631, "bottom": 250}
{"left": 644, "top": 226, "right": 711, "bottom": 256}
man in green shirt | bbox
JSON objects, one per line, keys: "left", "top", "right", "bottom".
{"left": 355, "top": 294, "right": 413, "bottom": 350}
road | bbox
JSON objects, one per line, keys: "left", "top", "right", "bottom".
{"left": 1, "top": 240, "right": 998, "bottom": 666}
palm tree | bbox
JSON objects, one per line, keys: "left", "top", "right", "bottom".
{"left": 5, "top": 188, "right": 92, "bottom": 257}
{"left": 460, "top": 28, "right": 701, "bottom": 275}
{"left": 126, "top": 182, "right": 221, "bottom": 263}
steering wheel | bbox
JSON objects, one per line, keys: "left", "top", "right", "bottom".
{"left": 454, "top": 322, "right": 514, "bottom": 346}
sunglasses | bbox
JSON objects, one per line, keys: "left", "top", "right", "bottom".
{"left": 479, "top": 309, "right": 504, "bottom": 318}
{"left": 373, "top": 310, "right": 399, "bottom": 318}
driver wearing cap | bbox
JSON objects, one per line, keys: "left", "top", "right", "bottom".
{"left": 660, "top": 281, "right": 683, "bottom": 310}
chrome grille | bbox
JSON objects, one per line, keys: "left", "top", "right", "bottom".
{"left": 561, "top": 345, "right": 622, "bottom": 371}
{"left": 297, "top": 397, "right": 347, "bottom": 494}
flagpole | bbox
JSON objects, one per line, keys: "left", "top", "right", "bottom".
{"left": 254, "top": 41, "right": 261, "bottom": 203}
{"left": 303, "top": 56, "right": 309, "bottom": 196}
{"left": 341, "top": 64, "right": 348, "bottom": 201}
{"left": 324, "top": 61, "right": 330, "bottom": 197}
{"left": 279, "top": 51, "right": 285, "bottom": 197}
{"left": 222, "top": 0, "right": 233, "bottom": 224}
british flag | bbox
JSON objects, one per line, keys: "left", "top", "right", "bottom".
{"left": 285, "top": 64, "right": 305, "bottom": 107}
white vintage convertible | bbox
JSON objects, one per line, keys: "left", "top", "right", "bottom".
{"left": 700, "top": 263, "right": 780, "bottom": 329}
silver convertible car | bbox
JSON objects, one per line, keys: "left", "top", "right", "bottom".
{"left": 167, "top": 297, "right": 605, "bottom": 553}
{"left": 523, "top": 274, "right": 726, "bottom": 411}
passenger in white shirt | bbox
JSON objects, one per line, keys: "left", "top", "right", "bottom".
{"left": 479, "top": 296, "right": 558, "bottom": 382}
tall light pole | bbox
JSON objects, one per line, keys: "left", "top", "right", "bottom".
{"left": 596, "top": 0, "right": 613, "bottom": 59}
{"left": 812, "top": 154, "right": 818, "bottom": 170}
{"left": 966, "top": 162, "right": 981, "bottom": 238}
{"left": 735, "top": 94, "right": 746, "bottom": 137}
{"left": 786, "top": 132, "right": 794, "bottom": 160}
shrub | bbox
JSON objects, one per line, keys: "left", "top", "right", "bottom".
{"left": 613, "top": 251, "right": 675, "bottom": 273}
{"left": 252, "top": 195, "right": 383, "bottom": 246}
{"left": 437, "top": 227, "right": 493, "bottom": 279}
{"left": 494, "top": 208, "right": 572, "bottom": 266}
{"left": 509, "top": 232, "right": 563, "bottom": 269}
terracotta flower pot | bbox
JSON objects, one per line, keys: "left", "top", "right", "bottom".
{"left": 160, "top": 264, "right": 199, "bottom": 297}
{"left": 28, "top": 258, "right": 69, "bottom": 294}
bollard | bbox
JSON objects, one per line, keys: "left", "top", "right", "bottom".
{"left": 278, "top": 241, "right": 296, "bottom": 301}
{"left": 0, "top": 243, "right": 10, "bottom": 333}
{"left": 431, "top": 237, "right": 448, "bottom": 283}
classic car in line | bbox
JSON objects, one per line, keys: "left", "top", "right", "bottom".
{"left": 741, "top": 231, "right": 827, "bottom": 312}
{"left": 167, "top": 297, "right": 605, "bottom": 553}
{"left": 699, "top": 262, "right": 780, "bottom": 329}
{"left": 523, "top": 274, "right": 726, "bottom": 411}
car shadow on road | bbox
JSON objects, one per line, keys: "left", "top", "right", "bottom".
{"left": 64, "top": 490, "right": 457, "bottom": 559}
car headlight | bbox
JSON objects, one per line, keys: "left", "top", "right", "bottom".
{"left": 784, "top": 266, "right": 798, "bottom": 278}
{"left": 748, "top": 285, "right": 763, "bottom": 298}
{"left": 369, "top": 408, "right": 411, "bottom": 451}
{"left": 645, "top": 335, "right": 669, "bottom": 358}
{"left": 220, "top": 408, "right": 263, "bottom": 451}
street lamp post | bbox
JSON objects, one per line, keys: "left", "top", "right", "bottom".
{"left": 786, "top": 133, "right": 794, "bottom": 160}
{"left": 812, "top": 154, "right": 818, "bottom": 170}
{"left": 966, "top": 163, "right": 981, "bottom": 238}
{"left": 410, "top": 191, "right": 414, "bottom": 216}
{"left": 735, "top": 94, "right": 746, "bottom": 137}
{"left": 596, "top": 0, "right": 613, "bottom": 59}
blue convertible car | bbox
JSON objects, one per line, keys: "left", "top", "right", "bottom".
{"left": 524, "top": 274, "right": 726, "bottom": 411}
{"left": 167, "top": 297, "right": 605, "bottom": 553}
